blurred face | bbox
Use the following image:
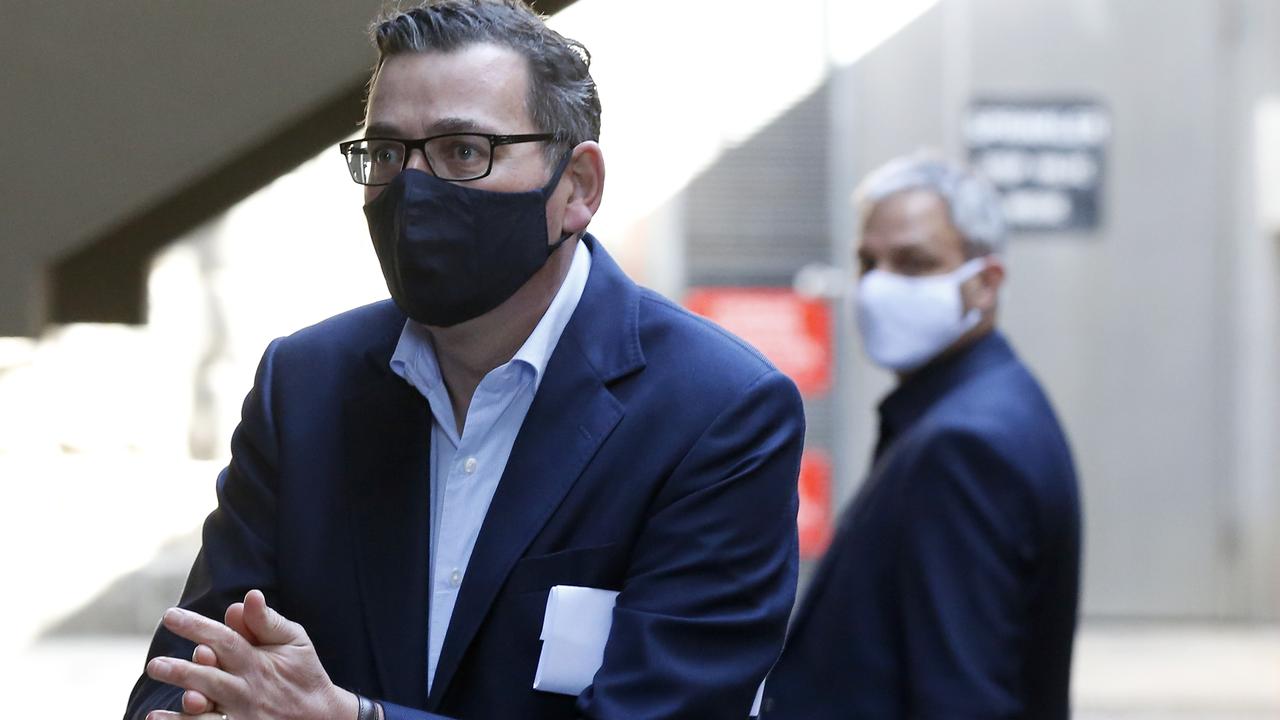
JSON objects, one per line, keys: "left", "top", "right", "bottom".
{"left": 852, "top": 188, "right": 1004, "bottom": 373}
{"left": 362, "top": 43, "right": 571, "bottom": 242}
{"left": 856, "top": 189, "right": 968, "bottom": 278}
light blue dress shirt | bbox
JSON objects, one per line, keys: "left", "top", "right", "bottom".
{"left": 389, "top": 240, "right": 591, "bottom": 693}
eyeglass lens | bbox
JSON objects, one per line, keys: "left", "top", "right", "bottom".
{"left": 345, "top": 135, "right": 495, "bottom": 184}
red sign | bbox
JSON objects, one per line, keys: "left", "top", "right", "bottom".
{"left": 797, "top": 450, "right": 834, "bottom": 559}
{"left": 684, "top": 288, "right": 832, "bottom": 396}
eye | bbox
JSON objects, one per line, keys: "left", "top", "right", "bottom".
{"left": 446, "top": 138, "right": 483, "bottom": 161}
{"left": 369, "top": 141, "right": 403, "bottom": 166}
{"left": 424, "top": 135, "right": 493, "bottom": 179}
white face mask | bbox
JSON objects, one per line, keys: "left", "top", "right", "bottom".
{"left": 855, "top": 258, "right": 988, "bottom": 372}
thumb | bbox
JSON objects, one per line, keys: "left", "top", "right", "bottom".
{"left": 243, "top": 589, "right": 302, "bottom": 645}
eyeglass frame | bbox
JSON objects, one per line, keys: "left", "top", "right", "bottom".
{"left": 337, "top": 132, "right": 558, "bottom": 186}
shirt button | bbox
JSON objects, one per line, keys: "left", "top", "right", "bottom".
{"left": 463, "top": 457, "right": 478, "bottom": 474}
{"left": 449, "top": 569, "right": 462, "bottom": 587}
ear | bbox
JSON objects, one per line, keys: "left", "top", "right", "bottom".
{"left": 964, "top": 256, "right": 1005, "bottom": 314}
{"left": 558, "top": 141, "right": 605, "bottom": 236}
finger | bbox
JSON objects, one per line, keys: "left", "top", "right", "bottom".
{"left": 182, "top": 688, "right": 215, "bottom": 714}
{"left": 146, "top": 655, "right": 242, "bottom": 705}
{"left": 224, "top": 602, "right": 261, "bottom": 645}
{"left": 161, "top": 608, "right": 251, "bottom": 668}
{"left": 243, "top": 589, "right": 303, "bottom": 646}
{"left": 146, "top": 713, "right": 225, "bottom": 720}
{"left": 193, "top": 644, "right": 218, "bottom": 666}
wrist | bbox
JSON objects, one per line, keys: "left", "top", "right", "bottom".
{"left": 330, "top": 687, "right": 360, "bottom": 720}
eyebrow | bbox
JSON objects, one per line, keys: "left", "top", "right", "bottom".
{"left": 364, "top": 117, "right": 498, "bottom": 139}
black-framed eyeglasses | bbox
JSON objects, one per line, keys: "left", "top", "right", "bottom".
{"left": 338, "top": 132, "right": 555, "bottom": 185}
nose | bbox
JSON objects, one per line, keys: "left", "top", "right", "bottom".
{"left": 404, "top": 146, "right": 431, "bottom": 174}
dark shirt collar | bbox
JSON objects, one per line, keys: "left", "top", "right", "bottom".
{"left": 875, "top": 331, "right": 1015, "bottom": 456}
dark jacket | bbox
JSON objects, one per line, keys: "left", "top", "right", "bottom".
{"left": 126, "top": 236, "right": 805, "bottom": 720}
{"left": 763, "top": 332, "right": 1081, "bottom": 719}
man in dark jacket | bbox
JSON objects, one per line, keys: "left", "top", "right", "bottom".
{"left": 762, "top": 155, "right": 1082, "bottom": 719}
{"left": 126, "top": 3, "right": 804, "bottom": 719}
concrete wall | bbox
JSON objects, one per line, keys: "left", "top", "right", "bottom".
{"left": 830, "top": 0, "right": 1279, "bottom": 618}
{"left": 1226, "top": 0, "right": 1280, "bottom": 619}
{"left": 0, "top": 0, "right": 384, "bottom": 335}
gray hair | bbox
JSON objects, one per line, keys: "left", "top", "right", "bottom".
{"left": 854, "top": 153, "right": 1007, "bottom": 257}
{"left": 369, "top": 0, "right": 601, "bottom": 163}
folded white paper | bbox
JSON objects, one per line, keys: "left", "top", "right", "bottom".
{"left": 532, "top": 584, "right": 767, "bottom": 717}
{"left": 533, "top": 585, "right": 619, "bottom": 695}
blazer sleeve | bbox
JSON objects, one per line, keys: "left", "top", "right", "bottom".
{"left": 121, "top": 337, "right": 465, "bottom": 720}
{"left": 122, "top": 339, "right": 286, "bottom": 719}
{"left": 577, "top": 369, "right": 806, "bottom": 720}
{"left": 893, "top": 427, "right": 1038, "bottom": 718}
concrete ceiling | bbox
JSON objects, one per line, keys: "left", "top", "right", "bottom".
{"left": 1, "top": 0, "right": 576, "bottom": 336}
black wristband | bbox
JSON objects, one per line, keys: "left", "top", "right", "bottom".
{"left": 356, "top": 693, "right": 378, "bottom": 720}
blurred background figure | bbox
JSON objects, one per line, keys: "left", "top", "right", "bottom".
{"left": 2, "top": 0, "right": 1279, "bottom": 717}
{"left": 762, "top": 155, "right": 1081, "bottom": 719}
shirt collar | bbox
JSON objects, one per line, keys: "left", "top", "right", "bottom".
{"left": 389, "top": 319, "right": 443, "bottom": 392}
{"left": 877, "top": 330, "right": 1015, "bottom": 441}
{"left": 390, "top": 239, "right": 592, "bottom": 396}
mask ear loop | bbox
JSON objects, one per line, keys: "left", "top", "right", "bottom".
{"left": 548, "top": 230, "right": 576, "bottom": 254}
{"left": 956, "top": 256, "right": 990, "bottom": 282}
{"left": 957, "top": 256, "right": 992, "bottom": 323}
{"left": 543, "top": 148, "right": 578, "bottom": 256}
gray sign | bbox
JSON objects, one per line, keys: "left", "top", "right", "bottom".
{"left": 966, "top": 100, "right": 1111, "bottom": 233}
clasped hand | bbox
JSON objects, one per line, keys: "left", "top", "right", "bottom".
{"left": 144, "top": 589, "right": 359, "bottom": 720}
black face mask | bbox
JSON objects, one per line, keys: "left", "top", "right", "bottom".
{"left": 363, "top": 152, "right": 573, "bottom": 327}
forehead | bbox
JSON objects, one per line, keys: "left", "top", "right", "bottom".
{"left": 365, "top": 42, "right": 533, "bottom": 135}
{"left": 859, "top": 189, "right": 964, "bottom": 255}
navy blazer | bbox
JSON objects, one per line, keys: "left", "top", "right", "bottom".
{"left": 762, "top": 333, "right": 1080, "bottom": 719}
{"left": 125, "top": 236, "right": 805, "bottom": 720}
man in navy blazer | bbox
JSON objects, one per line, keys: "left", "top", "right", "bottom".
{"left": 125, "top": 3, "right": 803, "bottom": 719}
{"left": 762, "top": 155, "right": 1081, "bottom": 719}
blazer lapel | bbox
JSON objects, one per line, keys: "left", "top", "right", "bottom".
{"left": 426, "top": 336, "right": 623, "bottom": 709}
{"left": 426, "top": 236, "right": 642, "bottom": 709}
{"left": 345, "top": 358, "right": 433, "bottom": 709}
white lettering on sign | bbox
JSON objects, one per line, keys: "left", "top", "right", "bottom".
{"left": 1003, "top": 189, "right": 1073, "bottom": 227}
{"left": 967, "top": 100, "right": 1109, "bottom": 232}
{"left": 965, "top": 106, "right": 1111, "bottom": 147}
